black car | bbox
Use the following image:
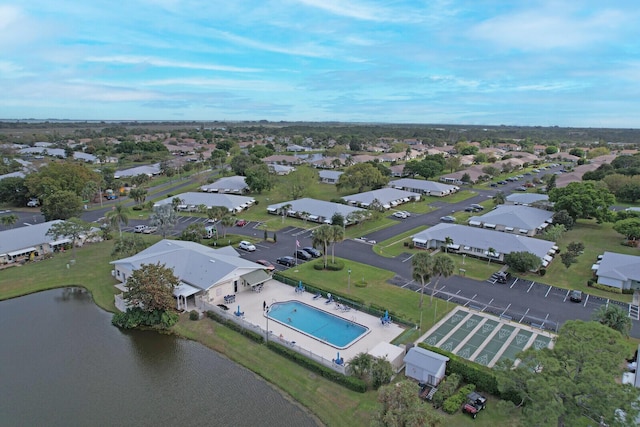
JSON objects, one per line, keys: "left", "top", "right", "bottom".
{"left": 490, "top": 183, "right": 498, "bottom": 187}
{"left": 497, "top": 180, "right": 508, "bottom": 185}
{"left": 464, "top": 206, "right": 476, "bottom": 212}
{"left": 276, "top": 256, "right": 296, "bottom": 267}
{"left": 569, "top": 290, "right": 583, "bottom": 303}
{"left": 294, "top": 249, "right": 312, "bottom": 261}
{"left": 302, "top": 247, "right": 321, "bottom": 258}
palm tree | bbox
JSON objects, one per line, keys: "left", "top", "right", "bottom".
{"left": 444, "top": 236, "right": 453, "bottom": 253}
{"left": 106, "top": 203, "right": 129, "bottom": 237}
{"left": 150, "top": 204, "right": 178, "bottom": 239}
{"left": 593, "top": 305, "right": 632, "bottom": 337}
{"left": 412, "top": 252, "right": 434, "bottom": 308}
{"left": 279, "top": 203, "right": 292, "bottom": 223}
{"left": 207, "top": 206, "right": 228, "bottom": 236}
{"left": 129, "top": 187, "right": 147, "bottom": 206}
{"left": 430, "top": 254, "right": 455, "bottom": 305}
{"left": 312, "top": 224, "right": 332, "bottom": 268}
{"left": 329, "top": 225, "right": 344, "bottom": 264}
{"left": 0, "top": 214, "right": 18, "bottom": 228}
{"left": 220, "top": 215, "right": 235, "bottom": 238}
{"left": 493, "top": 191, "right": 506, "bottom": 205}
{"left": 487, "top": 247, "right": 497, "bottom": 265}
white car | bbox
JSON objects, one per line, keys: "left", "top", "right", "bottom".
{"left": 238, "top": 241, "right": 256, "bottom": 252}
{"left": 401, "top": 211, "right": 411, "bottom": 217}
{"left": 133, "top": 225, "right": 148, "bottom": 233}
{"left": 393, "top": 211, "right": 407, "bottom": 219}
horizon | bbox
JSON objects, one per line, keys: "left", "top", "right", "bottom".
{"left": 1, "top": 1, "right": 639, "bottom": 128}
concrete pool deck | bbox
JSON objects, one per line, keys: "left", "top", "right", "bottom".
{"left": 224, "top": 279, "right": 405, "bottom": 364}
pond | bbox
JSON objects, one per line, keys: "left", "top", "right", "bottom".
{"left": 0, "top": 288, "right": 319, "bottom": 426}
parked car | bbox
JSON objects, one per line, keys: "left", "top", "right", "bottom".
{"left": 294, "top": 249, "right": 312, "bottom": 261}
{"left": 569, "top": 290, "right": 583, "bottom": 303}
{"left": 27, "top": 199, "right": 39, "bottom": 207}
{"left": 238, "top": 240, "right": 256, "bottom": 251}
{"left": 393, "top": 211, "right": 407, "bottom": 218}
{"left": 464, "top": 206, "right": 476, "bottom": 212}
{"left": 142, "top": 226, "right": 157, "bottom": 234}
{"left": 440, "top": 215, "right": 456, "bottom": 223}
{"left": 276, "top": 256, "right": 296, "bottom": 267}
{"left": 490, "top": 183, "right": 498, "bottom": 187}
{"left": 235, "top": 219, "right": 248, "bottom": 227}
{"left": 302, "top": 247, "right": 321, "bottom": 258}
{"left": 255, "top": 259, "right": 275, "bottom": 271}
{"left": 133, "top": 225, "right": 148, "bottom": 233}
{"left": 515, "top": 186, "right": 527, "bottom": 191}
{"left": 470, "top": 204, "right": 484, "bottom": 211}
{"left": 497, "top": 180, "right": 508, "bottom": 185}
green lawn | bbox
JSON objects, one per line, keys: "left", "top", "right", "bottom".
{"left": 373, "top": 226, "right": 428, "bottom": 257}
{"left": 424, "top": 190, "right": 478, "bottom": 204}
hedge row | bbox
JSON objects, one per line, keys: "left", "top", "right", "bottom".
{"left": 205, "top": 310, "right": 366, "bottom": 393}
{"left": 266, "top": 340, "right": 367, "bottom": 393}
{"left": 419, "top": 343, "right": 498, "bottom": 394}
{"left": 205, "top": 310, "right": 264, "bottom": 344}
{"left": 443, "top": 383, "right": 475, "bottom": 414}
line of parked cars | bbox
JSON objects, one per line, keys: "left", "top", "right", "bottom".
{"left": 276, "top": 247, "right": 322, "bottom": 267}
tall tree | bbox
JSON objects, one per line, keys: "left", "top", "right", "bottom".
{"left": 337, "top": 163, "right": 389, "bottom": 192}
{"left": 487, "top": 247, "right": 497, "bottom": 265}
{"left": 106, "top": 203, "right": 129, "bottom": 237}
{"left": 150, "top": 204, "right": 178, "bottom": 239}
{"left": 25, "top": 161, "right": 100, "bottom": 199}
{"left": 503, "top": 251, "right": 541, "bottom": 272}
{"left": 220, "top": 215, "right": 235, "bottom": 238}
{"left": 111, "top": 234, "right": 148, "bottom": 258}
{"left": 430, "top": 254, "right": 455, "bottom": 305}
{"left": 443, "top": 236, "right": 453, "bottom": 254}
{"left": 46, "top": 218, "right": 92, "bottom": 261}
{"left": 128, "top": 188, "right": 147, "bottom": 206}
{"left": 244, "top": 163, "right": 273, "bottom": 193}
{"left": 280, "top": 166, "right": 317, "bottom": 200}
{"left": 41, "top": 190, "right": 83, "bottom": 221}
{"left": 495, "top": 320, "right": 639, "bottom": 427}
{"left": 123, "top": 262, "right": 179, "bottom": 313}
{"left": 329, "top": 225, "right": 344, "bottom": 264}
{"left": 549, "top": 181, "right": 615, "bottom": 222}
{"left": 371, "top": 380, "right": 443, "bottom": 427}
{"left": 312, "top": 224, "right": 333, "bottom": 268}
{"left": 412, "top": 252, "right": 434, "bottom": 308}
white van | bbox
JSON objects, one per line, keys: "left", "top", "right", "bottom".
{"left": 203, "top": 226, "right": 217, "bottom": 239}
{"left": 134, "top": 225, "right": 147, "bottom": 233}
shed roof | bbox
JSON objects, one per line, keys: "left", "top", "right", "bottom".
{"left": 403, "top": 347, "right": 449, "bottom": 372}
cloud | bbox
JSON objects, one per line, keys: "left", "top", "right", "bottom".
{"left": 468, "top": 5, "right": 630, "bottom": 51}
{"left": 85, "top": 55, "right": 262, "bottom": 73}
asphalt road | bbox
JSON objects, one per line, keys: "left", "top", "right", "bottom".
{"left": 6, "top": 163, "right": 639, "bottom": 337}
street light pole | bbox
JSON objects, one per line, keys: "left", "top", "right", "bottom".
{"left": 348, "top": 268, "right": 351, "bottom": 293}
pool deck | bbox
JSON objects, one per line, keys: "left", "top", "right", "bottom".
{"left": 228, "top": 279, "right": 405, "bottom": 364}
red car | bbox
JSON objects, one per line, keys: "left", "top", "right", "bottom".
{"left": 235, "top": 219, "right": 248, "bottom": 227}
{"left": 255, "top": 259, "right": 275, "bottom": 272}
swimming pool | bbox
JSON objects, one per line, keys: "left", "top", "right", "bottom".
{"left": 267, "top": 301, "right": 370, "bottom": 349}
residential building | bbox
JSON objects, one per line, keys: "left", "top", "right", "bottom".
{"left": 592, "top": 252, "right": 640, "bottom": 291}
{"left": 266, "top": 198, "right": 365, "bottom": 224}
{"left": 389, "top": 178, "right": 458, "bottom": 197}
{"left": 0, "top": 220, "right": 80, "bottom": 264}
{"left": 404, "top": 347, "right": 448, "bottom": 387}
{"left": 467, "top": 205, "right": 553, "bottom": 236}
{"left": 200, "top": 176, "right": 248, "bottom": 194}
{"left": 342, "top": 188, "right": 420, "bottom": 209}
{"left": 319, "top": 170, "right": 343, "bottom": 184}
{"left": 154, "top": 192, "right": 255, "bottom": 213}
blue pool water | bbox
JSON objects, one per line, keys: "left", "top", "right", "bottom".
{"left": 267, "top": 301, "right": 369, "bottom": 349}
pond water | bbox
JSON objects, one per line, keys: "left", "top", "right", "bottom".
{"left": 0, "top": 288, "right": 319, "bottom": 426}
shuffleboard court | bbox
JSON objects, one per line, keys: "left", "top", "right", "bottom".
{"left": 420, "top": 307, "right": 555, "bottom": 368}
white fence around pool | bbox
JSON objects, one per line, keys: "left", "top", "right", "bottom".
{"left": 199, "top": 299, "right": 347, "bottom": 375}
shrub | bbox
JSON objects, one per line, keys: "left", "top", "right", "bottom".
{"left": 205, "top": 310, "right": 264, "bottom": 343}
{"left": 326, "top": 261, "right": 344, "bottom": 271}
{"left": 591, "top": 282, "right": 622, "bottom": 294}
{"left": 132, "top": 205, "right": 143, "bottom": 211}
{"left": 432, "top": 373, "right": 461, "bottom": 408}
{"left": 539, "top": 268, "right": 546, "bottom": 276}
{"left": 442, "top": 384, "right": 476, "bottom": 414}
{"left": 112, "top": 307, "right": 179, "bottom": 329}
{"left": 189, "top": 310, "right": 200, "bottom": 321}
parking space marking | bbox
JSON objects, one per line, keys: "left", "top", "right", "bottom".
{"left": 563, "top": 289, "right": 570, "bottom": 302}
{"left": 501, "top": 303, "right": 511, "bottom": 317}
{"left": 583, "top": 294, "right": 589, "bottom": 307}
{"left": 519, "top": 308, "right": 530, "bottom": 323}
{"left": 401, "top": 279, "right": 417, "bottom": 289}
{"left": 510, "top": 278, "right": 518, "bottom": 289}
{"left": 544, "top": 285, "right": 552, "bottom": 298}
{"left": 526, "top": 282, "right": 534, "bottom": 293}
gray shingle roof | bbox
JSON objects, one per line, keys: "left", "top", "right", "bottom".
{"left": 389, "top": 178, "right": 458, "bottom": 194}
{"left": 267, "top": 198, "right": 364, "bottom": 219}
{"left": 114, "top": 163, "right": 161, "bottom": 178}
{"left": 412, "top": 223, "right": 555, "bottom": 260}
{"left": 505, "top": 193, "right": 549, "bottom": 205}
{"left": 110, "top": 240, "right": 264, "bottom": 290}
{"left": 153, "top": 192, "right": 254, "bottom": 211}
{"left": 469, "top": 205, "right": 553, "bottom": 231}
{"left": 342, "top": 188, "right": 418, "bottom": 206}
{"left": 0, "top": 220, "right": 65, "bottom": 255}
{"left": 597, "top": 251, "right": 640, "bottom": 282}
{"left": 403, "top": 347, "right": 448, "bottom": 373}
{"left": 200, "top": 175, "right": 248, "bottom": 192}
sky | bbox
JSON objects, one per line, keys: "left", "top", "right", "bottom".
{"left": 1, "top": 0, "right": 639, "bottom": 127}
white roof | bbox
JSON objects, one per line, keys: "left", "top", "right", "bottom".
{"left": 0, "top": 220, "right": 65, "bottom": 256}
{"left": 200, "top": 175, "right": 248, "bottom": 192}
{"left": 596, "top": 251, "right": 640, "bottom": 282}
{"left": 114, "top": 163, "right": 161, "bottom": 178}
{"left": 506, "top": 193, "right": 549, "bottom": 205}
{"left": 342, "top": 188, "right": 418, "bottom": 206}
{"left": 318, "top": 170, "right": 343, "bottom": 180}
{"left": 413, "top": 223, "right": 555, "bottom": 261}
{"left": 267, "top": 198, "right": 365, "bottom": 220}
{"left": 154, "top": 192, "right": 255, "bottom": 212}
{"left": 389, "top": 178, "right": 457, "bottom": 193}
{"left": 468, "top": 205, "right": 553, "bottom": 231}
{"left": 111, "top": 240, "right": 265, "bottom": 291}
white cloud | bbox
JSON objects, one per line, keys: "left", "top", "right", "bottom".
{"left": 85, "top": 55, "right": 262, "bottom": 73}
{"left": 140, "top": 77, "right": 294, "bottom": 92}
{"left": 469, "top": 6, "right": 630, "bottom": 51}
